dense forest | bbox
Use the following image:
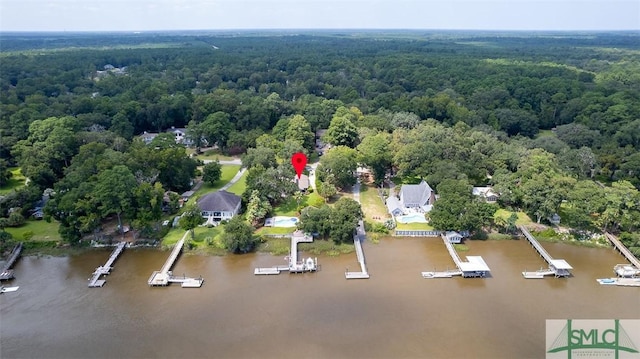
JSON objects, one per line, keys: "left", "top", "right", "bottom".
{"left": 0, "top": 31, "right": 638, "bottom": 253}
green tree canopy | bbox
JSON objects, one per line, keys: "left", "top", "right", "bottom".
{"left": 221, "top": 216, "right": 257, "bottom": 253}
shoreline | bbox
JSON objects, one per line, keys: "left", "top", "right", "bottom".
{"left": 4, "top": 234, "right": 616, "bottom": 259}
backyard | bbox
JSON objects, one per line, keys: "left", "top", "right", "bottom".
{"left": 0, "top": 167, "right": 26, "bottom": 195}
{"left": 4, "top": 219, "right": 61, "bottom": 242}
{"left": 359, "top": 184, "right": 390, "bottom": 223}
{"left": 192, "top": 165, "right": 241, "bottom": 199}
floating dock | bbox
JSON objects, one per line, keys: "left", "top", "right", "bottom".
{"left": 519, "top": 226, "right": 572, "bottom": 278}
{"left": 0, "top": 285, "right": 19, "bottom": 294}
{"left": 148, "top": 233, "right": 204, "bottom": 288}
{"left": 254, "top": 231, "right": 318, "bottom": 275}
{"left": 597, "top": 278, "right": 640, "bottom": 287}
{"left": 605, "top": 233, "right": 640, "bottom": 277}
{"left": 0, "top": 243, "right": 23, "bottom": 281}
{"left": 88, "top": 242, "right": 126, "bottom": 287}
{"left": 422, "top": 235, "right": 490, "bottom": 278}
{"left": 346, "top": 220, "right": 369, "bottom": 279}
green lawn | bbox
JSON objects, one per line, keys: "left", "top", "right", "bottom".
{"left": 189, "top": 149, "right": 238, "bottom": 161}
{"left": 0, "top": 167, "right": 26, "bottom": 195}
{"left": 226, "top": 170, "right": 247, "bottom": 195}
{"left": 494, "top": 209, "right": 533, "bottom": 225}
{"left": 272, "top": 191, "right": 325, "bottom": 216}
{"left": 359, "top": 185, "right": 390, "bottom": 222}
{"left": 395, "top": 222, "right": 435, "bottom": 230}
{"left": 193, "top": 165, "right": 241, "bottom": 200}
{"left": 4, "top": 219, "right": 61, "bottom": 241}
{"left": 256, "top": 226, "right": 296, "bottom": 236}
{"left": 162, "top": 226, "right": 223, "bottom": 249}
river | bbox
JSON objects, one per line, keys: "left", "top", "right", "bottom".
{"left": 1, "top": 238, "right": 638, "bottom": 358}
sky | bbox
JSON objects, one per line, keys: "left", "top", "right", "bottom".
{"left": 0, "top": 0, "right": 638, "bottom": 32}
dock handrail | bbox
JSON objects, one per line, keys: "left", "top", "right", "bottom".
{"left": 605, "top": 233, "right": 640, "bottom": 269}
{"left": 518, "top": 225, "right": 554, "bottom": 263}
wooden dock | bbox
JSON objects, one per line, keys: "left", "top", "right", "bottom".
{"left": 605, "top": 233, "right": 640, "bottom": 277}
{"left": 0, "top": 243, "right": 23, "bottom": 281}
{"left": 88, "top": 242, "right": 126, "bottom": 287}
{"left": 148, "top": 233, "right": 203, "bottom": 288}
{"left": 423, "top": 236, "right": 490, "bottom": 278}
{"left": 519, "top": 226, "right": 572, "bottom": 278}
{"left": 255, "top": 231, "right": 318, "bottom": 275}
{"left": 345, "top": 221, "right": 369, "bottom": 279}
{"left": 597, "top": 277, "right": 640, "bottom": 287}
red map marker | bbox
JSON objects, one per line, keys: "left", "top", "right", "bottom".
{"left": 291, "top": 152, "right": 307, "bottom": 179}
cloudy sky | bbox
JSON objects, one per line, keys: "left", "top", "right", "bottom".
{"left": 1, "top": 0, "right": 638, "bottom": 32}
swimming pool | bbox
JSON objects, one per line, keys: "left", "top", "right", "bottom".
{"left": 396, "top": 213, "right": 427, "bottom": 224}
{"left": 270, "top": 216, "right": 299, "bottom": 228}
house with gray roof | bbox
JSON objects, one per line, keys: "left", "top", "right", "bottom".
{"left": 399, "top": 180, "right": 436, "bottom": 212}
{"left": 386, "top": 196, "right": 404, "bottom": 216}
{"left": 197, "top": 190, "right": 242, "bottom": 224}
{"left": 140, "top": 131, "right": 159, "bottom": 145}
{"left": 293, "top": 174, "right": 310, "bottom": 191}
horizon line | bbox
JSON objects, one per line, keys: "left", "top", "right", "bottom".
{"left": 1, "top": 28, "right": 639, "bottom": 34}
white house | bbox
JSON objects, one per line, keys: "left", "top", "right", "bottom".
{"left": 166, "top": 127, "right": 196, "bottom": 146}
{"left": 197, "top": 190, "right": 242, "bottom": 225}
{"left": 472, "top": 186, "right": 499, "bottom": 203}
{"left": 444, "top": 231, "right": 463, "bottom": 244}
{"left": 386, "top": 180, "right": 436, "bottom": 216}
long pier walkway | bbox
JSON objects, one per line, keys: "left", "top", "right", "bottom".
{"left": 604, "top": 232, "right": 640, "bottom": 277}
{"left": 88, "top": 242, "right": 126, "bottom": 287}
{"left": 346, "top": 221, "right": 370, "bottom": 279}
{"left": 255, "top": 231, "right": 318, "bottom": 275}
{"left": 345, "top": 181, "right": 369, "bottom": 279}
{"left": 0, "top": 243, "right": 23, "bottom": 281}
{"left": 519, "top": 226, "right": 572, "bottom": 278}
{"left": 148, "top": 232, "right": 203, "bottom": 287}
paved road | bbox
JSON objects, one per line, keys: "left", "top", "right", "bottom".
{"left": 308, "top": 162, "right": 319, "bottom": 191}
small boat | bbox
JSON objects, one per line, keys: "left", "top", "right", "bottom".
{"left": 596, "top": 278, "right": 617, "bottom": 285}
{"left": 0, "top": 285, "right": 19, "bottom": 293}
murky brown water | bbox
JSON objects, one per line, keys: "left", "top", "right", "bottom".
{"left": 1, "top": 238, "right": 638, "bottom": 359}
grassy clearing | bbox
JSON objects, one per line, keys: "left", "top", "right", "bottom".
{"left": 257, "top": 237, "right": 354, "bottom": 256}
{"left": 190, "top": 149, "right": 237, "bottom": 161}
{"left": 299, "top": 240, "right": 354, "bottom": 256}
{"left": 485, "top": 232, "right": 517, "bottom": 240}
{"left": 193, "top": 165, "right": 241, "bottom": 199}
{"left": 4, "top": 220, "right": 61, "bottom": 241}
{"left": 226, "top": 170, "right": 247, "bottom": 196}
{"left": 272, "top": 191, "right": 326, "bottom": 216}
{"left": 256, "top": 226, "right": 296, "bottom": 235}
{"left": 0, "top": 168, "right": 26, "bottom": 195}
{"left": 162, "top": 226, "right": 224, "bottom": 251}
{"left": 395, "top": 222, "right": 435, "bottom": 230}
{"left": 359, "top": 185, "right": 390, "bottom": 222}
{"left": 258, "top": 237, "right": 291, "bottom": 255}
{"left": 453, "top": 244, "right": 470, "bottom": 251}
{"left": 494, "top": 209, "right": 533, "bottom": 226}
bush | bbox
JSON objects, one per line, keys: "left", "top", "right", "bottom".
{"left": 22, "top": 230, "right": 34, "bottom": 241}
{"left": 7, "top": 211, "right": 25, "bottom": 227}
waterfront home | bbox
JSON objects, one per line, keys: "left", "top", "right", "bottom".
{"left": 399, "top": 180, "right": 436, "bottom": 212}
{"left": 197, "top": 190, "right": 242, "bottom": 224}
{"left": 293, "top": 174, "right": 310, "bottom": 192}
{"left": 472, "top": 186, "right": 499, "bottom": 203}
{"left": 385, "top": 196, "right": 404, "bottom": 216}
